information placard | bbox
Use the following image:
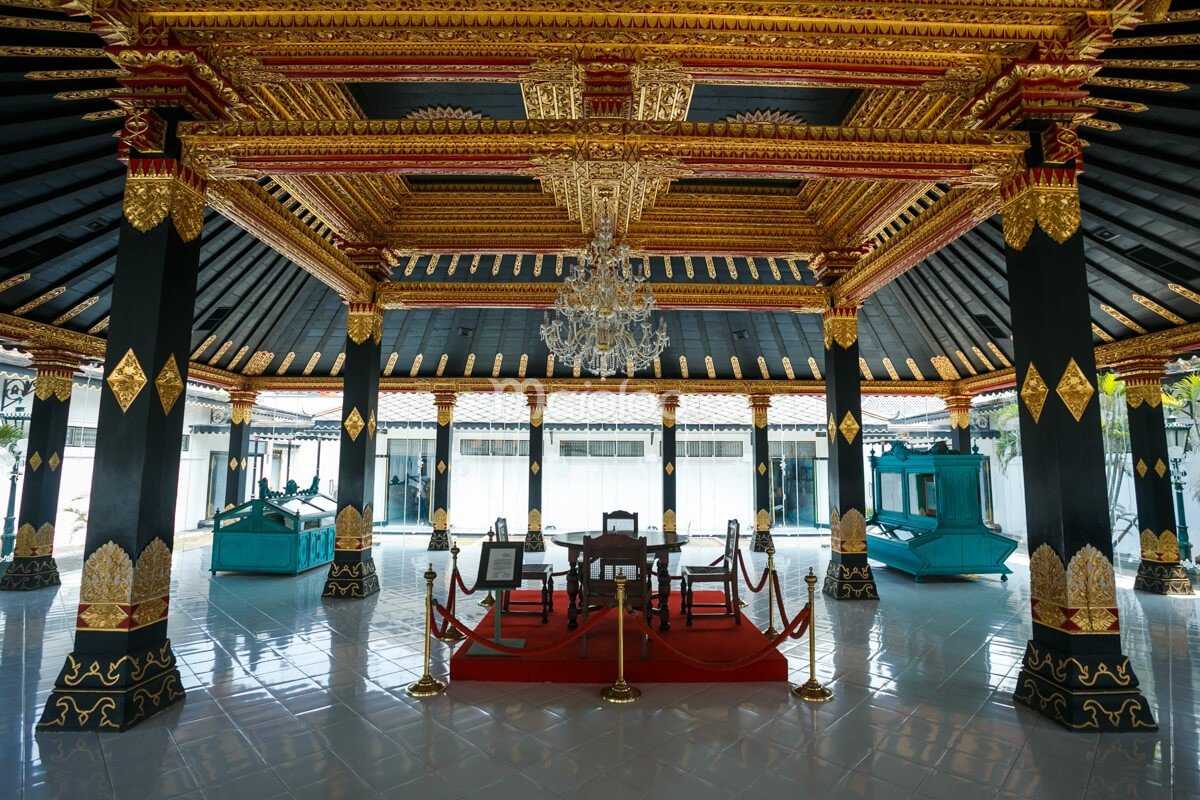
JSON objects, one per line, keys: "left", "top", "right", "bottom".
{"left": 475, "top": 542, "right": 524, "bottom": 590}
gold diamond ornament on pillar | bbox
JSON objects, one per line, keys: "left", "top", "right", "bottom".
{"left": 343, "top": 407, "right": 365, "bottom": 441}
{"left": 1055, "top": 358, "right": 1095, "bottom": 422}
{"left": 106, "top": 348, "right": 148, "bottom": 412}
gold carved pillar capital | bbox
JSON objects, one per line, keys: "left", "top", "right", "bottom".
{"left": 822, "top": 306, "right": 859, "bottom": 351}
{"left": 228, "top": 389, "right": 258, "bottom": 425}
{"left": 809, "top": 248, "right": 864, "bottom": 286}
{"left": 434, "top": 391, "right": 457, "bottom": 426}
{"left": 1111, "top": 356, "right": 1168, "bottom": 409}
{"left": 1001, "top": 167, "right": 1081, "bottom": 250}
{"left": 29, "top": 348, "right": 80, "bottom": 403}
{"left": 943, "top": 393, "right": 974, "bottom": 430}
{"left": 749, "top": 393, "right": 771, "bottom": 428}
{"left": 526, "top": 388, "right": 546, "bottom": 427}
{"left": 122, "top": 158, "right": 206, "bottom": 243}
{"left": 346, "top": 301, "right": 383, "bottom": 345}
{"left": 660, "top": 392, "right": 679, "bottom": 427}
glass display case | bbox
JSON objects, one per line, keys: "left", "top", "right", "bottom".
{"left": 211, "top": 494, "right": 338, "bottom": 575}
{"left": 868, "top": 442, "right": 1017, "bottom": 581}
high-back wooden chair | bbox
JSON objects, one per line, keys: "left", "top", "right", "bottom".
{"left": 580, "top": 533, "right": 652, "bottom": 657}
{"left": 680, "top": 519, "right": 742, "bottom": 625}
{"left": 494, "top": 516, "right": 554, "bottom": 622}
{"left": 602, "top": 509, "right": 639, "bottom": 536}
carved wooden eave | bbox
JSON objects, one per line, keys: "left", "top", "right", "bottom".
{"left": 0, "top": 313, "right": 246, "bottom": 391}
{"left": 376, "top": 281, "right": 830, "bottom": 313}
{"left": 205, "top": 179, "right": 375, "bottom": 300}
{"left": 178, "top": 120, "right": 1028, "bottom": 186}
{"left": 833, "top": 187, "right": 1000, "bottom": 305}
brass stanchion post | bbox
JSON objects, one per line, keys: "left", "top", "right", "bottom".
{"left": 762, "top": 545, "right": 780, "bottom": 641}
{"left": 407, "top": 564, "right": 447, "bottom": 698}
{"left": 601, "top": 574, "right": 641, "bottom": 704}
{"left": 792, "top": 567, "right": 834, "bottom": 703}
{"left": 737, "top": 552, "right": 748, "bottom": 608}
{"left": 438, "top": 541, "right": 466, "bottom": 644}
{"left": 479, "top": 526, "right": 496, "bottom": 608}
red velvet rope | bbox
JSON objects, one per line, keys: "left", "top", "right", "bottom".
{"left": 737, "top": 551, "right": 771, "bottom": 594}
{"left": 770, "top": 570, "right": 809, "bottom": 639}
{"left": 432, "top": 601, "right": 614, "bottom": 655}
{"left": 626, "top": 605, "right": 810, "bottom": 670}
{"left": 453, "top": 568, "right": 477, "bottom": 596}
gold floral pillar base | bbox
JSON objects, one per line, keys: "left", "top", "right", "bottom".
{"left": 1014, "top": 641, "right": 1157, "bottom": 732}
{"left": 1133, "top": 560, "right": 1193, "bottom": 596}
{"left": 39, "top": 640, "right": 184, "bottom": 732}
{"left": 0, "top": 553, "right": 61, "bottom": 591}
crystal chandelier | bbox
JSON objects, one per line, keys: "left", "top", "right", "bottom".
{"left": 540, "top": 221, "right": 668, "bottom": 379}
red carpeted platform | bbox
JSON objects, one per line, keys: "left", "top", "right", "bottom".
{"left": 448, "top": 590, "right": 788, "bottom": 683}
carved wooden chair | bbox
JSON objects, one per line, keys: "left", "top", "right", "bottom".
{"left": 495, "top": 516, "right": 553, "bottom": 623}
{"left": 580, "top": 533, "right": 653, "bottom": 658}
{"left": 602, "top": 509, "right": 639, "bottom": 536}
{"left": 681, "top": 519, "right": 742, "bottom": 625}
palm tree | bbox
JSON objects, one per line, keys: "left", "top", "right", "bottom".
{"left": 0, "top": 423, "right": 21, "bottom": 458}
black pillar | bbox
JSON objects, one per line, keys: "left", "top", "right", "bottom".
{"left": 946, "top": 394, "right": 972, "bottom": 454}
{"left": 40, "top": 152, "right": 204, "bottom": 731}
{"left": 0, "top": 350, "right": 78, "bottom": 591}
{"left": 525, "top": 390, "right": 545, "bottom": 551}
{"left": 322, "top": 302, "right": 382, "bottom": 599}
{"left": 750, "top": 394, "right": 773, "bottom": 551}
{"left": 1003, "top": 158, "right": 1156, "bottom": 731}
{"left": 1117, "top": 359, "right": 1193, "bottom": 595}
{"left": 822, "top": 307, "right": 878, "bottom": 599}
{"left": 661, "top": 394, "right": 678, "bottom": 533}
{"left": 428, "top": 391, "right": 455, "bottom": 551}
{"left": 223, "top": 389, "right": 256, "bottom": 511}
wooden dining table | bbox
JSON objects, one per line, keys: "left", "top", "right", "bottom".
{"left": 550, "top": 531, "right": 690, "bottom": 631}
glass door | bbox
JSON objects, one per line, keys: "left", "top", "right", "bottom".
{"left": 206, "top": 451, "right": 228, "bottom": 519}
{"left": 770, "top": 440, "right": 817, "bottom": 528}
{"left": 386, "top": 438, "right": 436, "bottom": 526}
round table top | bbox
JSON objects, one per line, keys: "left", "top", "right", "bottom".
{"left": 549, "top": 531, "right": 690, "bottom": 550}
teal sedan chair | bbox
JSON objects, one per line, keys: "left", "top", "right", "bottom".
{"left": 867, "top": 441, "right": 1017, "bottom": 581}
{"left": 211, "top": 493, "right": 338, "bottom": 575}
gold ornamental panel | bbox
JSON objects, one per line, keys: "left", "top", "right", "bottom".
{"left": 27, "top": 451, "right": 42, "bottom": 472}
{"left": 1154, "top": 459, "right": 1167, "bottom": 479}
{"left": 839, "top": 411, "right": 861, "bottom": 445}
{"left": 48, "top": 452, "right": 61, "bottom": 471}
{"left": 823, "top": 309, "right": 859, "bottom": 350}
{"left": 1020, "top": 363, "right": 1048, "bottom": 423}
{"left": 335, "top": 504, "right": 373, "bottom": 551}
{"left": 155, "top": 355, "right": 185, "bottom": 416}
{"left": 347, "top": 302, "right": 384, "bottom": 345}
{"left": 1135, "top": 459, "right": 1148, "bottom": 478}
{"left": 14, "top": 522, "right": 54, "bottom": 558}
{"left": 343, "top": 407, "right": 365, "bottom": 441}
{"left": 662, "top": 509, "right": 675, "bottom": 531}
{"left": 106, "top": 349, "right": 148, "bottom": 413}
{"left": 1140, "top": 529, "right": 1180, "bottom": 564}
{"left": 80, "top": 541, "right": 134, "bottom": 607}
{"left": 122, "top": 159, "right": 206, "bottom": 243}
{"left": 1055, "top": 358, "right": 1095, "bottom": 423}
{"left": 1124, "top": 383, "right": 1162, "bottom": 409}
{"left": 528, "top": 508, "right": 542, "bottom": 532}
{"left": 433, "top": 507, "right": 449, "bottom": 531}
{"left": 755, "top": 508, "right": 770, "bottom": 532}
{"left": 34, "top": 371, "right": 73, "bottom": 403}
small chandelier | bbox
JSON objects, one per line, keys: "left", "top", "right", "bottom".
{"left": 540, "top": 220, "right": 668, "bottom": 379}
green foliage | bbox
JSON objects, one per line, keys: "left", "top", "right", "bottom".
{"left": 0, "top": 423, "right": 22, "bottom": 457}
{"left": 993, "top": 402, "right": 1021, "bottom": 474}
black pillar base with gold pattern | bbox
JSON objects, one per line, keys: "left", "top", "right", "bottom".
{"left": 222, "top": 389, "right": 256, "bottom": 512}
{"left": 41, "top": 145, "right": 202, "bottom": 730}
{"left": 1, "top": 351, "right": 78, "bottom": 591}
{"left": 662, "top": 394, "right": 678, "bottom": 534}
{"left": 821, "top": 307, "right": 877, "bottom": 600}
{"left": 1003, "top": 155, "right": 1155, "bottom": 731}
{"left": 1116, "top": 357, "right": 1194, "bottom": 596}
{"left": 323, "top": 303, "right": 382, "bottom": 599}
{"left": 750, "top": 394, "right": 773, "bottom": 552}
{"left": 428, "top": 391, "right": 455, "bottom": 552}
{"left": 525, "top": 390, "right": 546, "bottom": 552}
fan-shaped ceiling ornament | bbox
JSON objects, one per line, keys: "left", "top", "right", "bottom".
{"left": 725, "top": 109, "right": 806, "bottom": 126}
{"left": 404, "top": 105, "right": 487, "bottom": 120}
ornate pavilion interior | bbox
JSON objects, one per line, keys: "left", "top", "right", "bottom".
{"left": 2, "top": 0, "right": 1200, "bottom": 798}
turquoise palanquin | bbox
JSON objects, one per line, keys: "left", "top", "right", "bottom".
{"left": 868, "top": 442, "right": 1017, "bottom": 581}
{"left": 211, "top": 494, "right": 338, "bottom": 575}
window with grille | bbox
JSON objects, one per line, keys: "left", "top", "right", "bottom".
{"left": 680, "top": 440, "right": 743, "bottom": 458}
{"left": 560, "top": 439, "right": 645, "bottom": 458}
{"left": 459, "top": 438, "right": 528, "bottom": 457}
{"left": 769, "top": 441, "right": 817, "bottom": 459}
{"left": 65, "top": 426, "right": 97, "bottom": 447}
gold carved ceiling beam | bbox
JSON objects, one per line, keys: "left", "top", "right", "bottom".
{"left": 246, "top": 374, "right": 952, "bottom": 397}
{"left": 832, "top": 187, "right": 999, "bottom": 305}
{"left": 134, "top": 2, "right": 1108, "bottom": 57}
{"left": 206, "top": 179, "right": 375, "bottom": 300}
{"left": 956, "top": 322, "right": 1200, "bottom": 396}
{"left": 0, "top": 313, "right": 244, "bottom": 390}
{"left": 179, "top": 119, "right": 1027, "bottom": 186}
{"left": 376, "top": 281, "right": 830, "bottom": 313}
